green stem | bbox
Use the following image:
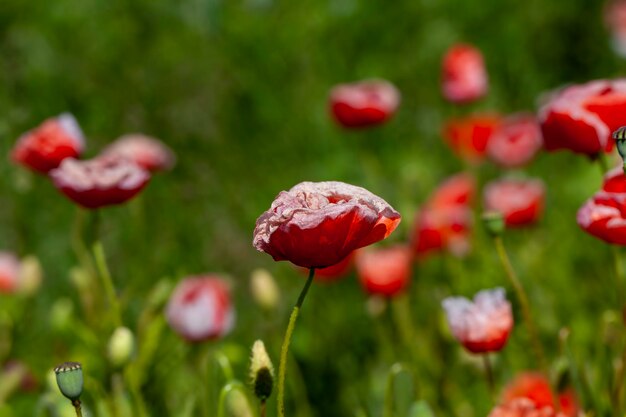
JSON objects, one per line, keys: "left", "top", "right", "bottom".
{"left": 493, "top": 236, "right": 546, "bottom": 371}
{"left": 610, "top": 245, "right": 624, "bottom": 308}
{"left": 93, "top": 241, "right": 122, "bottom": 328}
{"left": 383, "top": 363, "right": 413, "bottom": 417}
{"left": 215, "top": 352, "right": 235, "bottom": 382}
{"left": 482, "top": 354, "right": 495, "bottom": 401}
{"left": 560, "top": 328, "right": 597, "bottom": 413}
{"left": 72, "top": 400, "right": 83, "bottom": 417}
{"left": 277, "top": 268, "right": 315, "bottom": 417}
{"left": 260, "top": 401, "right": 266, "bottom": 417}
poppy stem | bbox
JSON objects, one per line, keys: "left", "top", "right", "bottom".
{"left": 260, "top": 401, "right": 266, "bottom": 417}
{"left": 492, "top": 236, "right": 546, "bottom": 371}
{"left": 72, "top": 400, "right": 83, "bottom": 417}
{"left": 92, "top": 241, "right": 122, "bottom": 328}
{"left": 482, "top": 354, "right": 495, "bottom": 401}
{"left": 610, "top": 245, "right": 624, "bottom": 308}
{"left": 277, "top": 267, "right": 315, "bottom": 417}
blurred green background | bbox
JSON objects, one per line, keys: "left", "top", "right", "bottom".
{"left": 0, "top": 1, "right": 625, "bottom": 416}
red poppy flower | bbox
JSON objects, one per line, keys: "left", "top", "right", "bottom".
{"left": 11, "top": 113, "right": 84, "bottom": 174}
{"left": 605, "top": 0, "right": 626, "bottom": 58}
{"left": 49, "top": 156, "right": 150, "bottom": 209}
{"left": 487, "top": 114, "right": 543, "bottom": 168}
{"left": 578, "top": 167, "right": 626, "bottom": 244}
{"left": 484, "top": 178, "right": 545, "bottom": 227}
{"left": 428, "top": 172, "right": 475, "bottom": 207}
{"left": 165, "top": 276, "right": 234, "bottom": 343}
{"left": 411, "top": 173, "right": 474, "bottom": 258}
{"left": 441, "top": 43, "right": 488, "bottom": 104}
{"left": 0, "top": 252, "right": 20, "bottom": 294}
{"left": 502, "top": 373, "right": 578, "bottom": 417}
{"left": 102, "top": 134, "right": 176, "bottom": 172}
{"left": 443, "top": 114, "right": 501, "bottom": 163}
{"left": 356, "top": 245, "right": 411, "bottom": 297}
{"left": 329, "top": 79, "right": 400, "bottom": 128}
{"left": 253, "top": 181, "right": 401, "bottom": 269}
{"left": 488, "top": 398, "right": 566, "bottom": 417}
{"left": 539, "top": 79, "right": 626, "bottom": 156}
{"left": 311, "top": 251, "right": 355, "bottom": 282}
{"left": 442, "top": 287, "right": 513, "bottom": 353}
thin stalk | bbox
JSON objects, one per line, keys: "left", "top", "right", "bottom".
{"left": 260, "top": 401, "right": 266, "bottom": 417}
{"left": 383, "top": 363, "right": 413, "bottom": 417}
{"left": 93, "top": 241, "right": 122, "bottom": 328}
{"left": 610, "top": 245, "right": 624, "bottom": 308}
{"left": 277, "top": 268, "right": 315, "bottom": 417}
{"left": 482, "top": 354, "right": 495, "bottom": 401}
{"left": 493, "top": 236, "right": 546, "bottom": 370}
{"left": 612, "top": 334, "right": 626, "bottom": 416}
{"left": 72, "top": 400, "right": 84, "bottom": 417}
{"left": 214, "top": 352, "right": 235, "bottom": 382}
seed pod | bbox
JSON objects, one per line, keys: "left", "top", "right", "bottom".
{"left": 54, "top": 362, "right": 83, "bottom": 401}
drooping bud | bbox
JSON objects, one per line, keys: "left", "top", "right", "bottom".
{"left": 249, "top": 340, "right": 274, "bottom": 402}
{"left": 482, "top": 211, "right": 505, "bottom": 237}
{"left": 250, "top": 269, "right": 280, "bottom": 311}
{"left": 227, "top": 388, "right": 255, "bottom": 417}
{"left": 54, "top": 362, "right": 83, "bottom": 402}
{"left": 613, "top": 126, "right": 626, "bottom": 173}
{"left": 107, "top": 327, "right": 135, "bottom": 368}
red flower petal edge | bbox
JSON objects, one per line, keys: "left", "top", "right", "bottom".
{"left": 253, "top": 181, "right": 401, "bottom": 269}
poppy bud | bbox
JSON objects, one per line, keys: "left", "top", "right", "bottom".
{"left": 54, "top": 362, "right": 83, "bottom": 402}
{"left": 249, "top": 340, "right": 274, "bottom": 402}
{"left": 613, "top": 126, "right": 626, "bottom": 172}
{"left": 227, "top": 388, "right": 255, "bottom": 417}
{"left": 17, "top": 255, "right": 42, "bottom": 296}
{"left": 250, "top": 269, "right": 280, "bottom": 311}
{"left": 107, "top": 327, "right": 135, "bottom": 368}
{"left": 482, "top": 211, "right": 505, "bottom": 237}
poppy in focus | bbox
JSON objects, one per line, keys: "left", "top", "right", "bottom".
{"left": 253, "top": 181, "right": 401, "bottom": 269}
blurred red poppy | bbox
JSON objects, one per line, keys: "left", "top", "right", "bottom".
{"left": 484, "top": 178, "right": 545, "bottom": 227}
{"left": 329, "top": 79, "right": 400, "bottom": 128}
{"left": 441, "top": 43, "right": 488, "bottom": 104}
{"left": 0, "top": 252, "right": 20, "bottom": 294}
{"left": 488, "top": 398, "right": 566, "bottom": 417}
{"left": 539, "top": 79, "right": 626, "bottom": 156}
{"left": 49, "top": 156, "right": 150, "bottom": 209}
{"left": 411, "top": 173, "right": 474, "bottom": 258}
{"left": 487, "top": 114, "right": 543, "bottom": 168}
{"left": 253, "top": 181, "right": 401, "bottom": 269}
{"left": 166, "top": 276, "right": 234, "bottom": 343}
{"left": 11, "top": 113, "right": 84, "bottom": 174}
{"left": 443, "top": 114, "right": 501, "bottom": 163}
{"left": 428, "top": 172, "right": 476, "bottom": 207}
{"left": 578, "top": 166, "right": 626, "bottom": 244}
{"left": 502, "top": 373, "right": 578, "bottom": 417}
{"left": 442, "top": 287, "right": 513, "bottom": 353}
{"left": 356, "top": 245, "right": 411, "bottom": 297}
{"left": 103, "top": 134, "right": 176, "bottom": 172}
{"left": 605, "top": 0, "right": 626, "bottom": 58}
{"left": 312, "top": 251, "right": 355, "bottom": 282}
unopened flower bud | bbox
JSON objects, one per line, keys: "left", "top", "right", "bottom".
{"left": 107, "top": 327, "right": 135, "bottom": 368}
{"left": 54, "top": 362, "right": 83, "bottom": 402}
{"left": 227, "top": 388, "right": 255, "bottom": 417}
{"left": 482, "top": 211, "right": 505, "bottom": 237}
{"left": 18, "top": 255, "right": 43, "bottom": 296}
{"left": 249, "top": 340, "right": 274, "bottom": 402}
{"left": 250, "top": 269, "right": 280, "bottom": 311}
{"left": 613, "top": 126, "right": 626, "bottom": 173}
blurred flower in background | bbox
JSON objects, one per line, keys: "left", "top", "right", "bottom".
{"left": 311, "top": 251, "right": 354, "bottom": 282}
{"left": 578, "top": 166, "right": 626, "bottom": 244}
{"left": 102, "top": 134, "right": 176, "bottom": 172}
{"left": 0, "top": 252, "right": 20, "bottom": 294}
{"left": 441, "top": 43, "right": 489, "bottom": 104}
{"left": 411, "top": 173, "right": 474, "bottom": 258}
{"left": 442, "top": 114, "right": 501, "bottom": 163}
{"left": 442, "top": 288, "right": 513, "bottom": 354}
{"left": 356, "top": 245, "right": 411, "bottom": 297}
{"left": 539, "top": 79, "right": 626, "bottom": 156}
{"left": 488, "top": 398, "right": 566, "bottom": 417}
{"left": 253, "top": 181, "right": 401, "bottom": 268}
{"left": 487, "top": 114, "right": 543, "bottom": 168}
{"left": 11, "top": 113, "right": 84, "bottom": 174}
{"left": 165, "top": 276, "right": 235, "bottom": 342}
{"left": 329, "top": 79, "right": 400, "bottom": 128}
{"left": 605, "top": 0, "right": 626, "bottom": 57}
{"left": 501, "top": 372, "right": 578, "bottom": 417}
{"left": 49, "top": 156, "right": 151, "bottom": 209}
{"left": 483, "top": 178, "right": 545, "bottom": 227}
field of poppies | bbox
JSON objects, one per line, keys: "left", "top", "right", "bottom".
{"left": 3, "top": 1, "right": 626, "bottom": 417}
